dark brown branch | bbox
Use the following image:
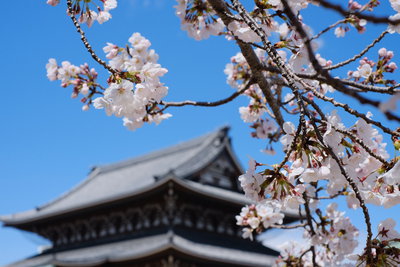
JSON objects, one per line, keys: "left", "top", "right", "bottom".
{"left": 157, "top": 81, "right": 254, "bottom": 113}
{"left": 303, "top": 96, "right": 388, "bottom": 164}
{"left": 310, "top": 19, "right": 347, "bottom": 42}
{"left": 282, "top": 0, "right": 400, "bottom": 131}
{"left": 276, "top": 114, "right": 304, "bottom": 172}
{"left": 207, "top": 0, "right": 285, "bottom": 128}
{"left": 66, "top": 0, "right": 119, "bottom": 75}
{"left": 263, "top": 65, "right": 400, "bottom": 95}
{"left": 335, "top": 126, "right": 388, "bottom": 164}
{"left": 308, "top": 188, "right": 347, "bottom": 200}
{"left": 307, "top": 109, "right": 373, "bottom": 265}
{"left": 315, "top": 0, "right": 400, "bottom": 25}
{"left": 339, "top": 91, "right": 400, "bottom": 122}
{"left": 327, "top": 30, "right": 389, "bottom": 70}
{"left": 280, "top": 2, "right": 373, "bottom": 263}
{"left": 302, "top": 191, "right": 318, "bottom": 266}
{"left": 305, "top": 80, "right": 400, "bottom": 137}
{"left": 270, "top": 223, "right": 307, "bottom": 229}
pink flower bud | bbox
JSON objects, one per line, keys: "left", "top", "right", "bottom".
{"left": 387, "top": 62, "right": 398, "bottom": 72}
{"left": 378, "top": 48, "right": 387, "bottom": 57}
{"left": 47, "top": 0, "right": 60, "bottom": 6}
{"left": 387, "top": 51, "right": 394, "bottom": 60}
{"left": 349, "top": 0, "right": 362, "bottom": 10}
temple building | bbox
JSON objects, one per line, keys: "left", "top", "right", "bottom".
{"left": 1, "top": 127, "right": 298, "bottom": 267}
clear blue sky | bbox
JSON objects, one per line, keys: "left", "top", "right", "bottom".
{"left": 0, "top": 1, "right": 399, "bottom": 265}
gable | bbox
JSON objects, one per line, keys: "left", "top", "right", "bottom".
{"left": 185, "top": 149, "right": 243, "bottom": 193}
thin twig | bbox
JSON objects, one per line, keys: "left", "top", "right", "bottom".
{"left": 207, "top": 0, "right": 285, "bottom": 128}
{"left": 315, "top": 0, "right": 400, "bottom": 25}
{"left": 66, "top": 0, "right": 118, "bottom": 75}
{"left": 157, "top": 81, "right": 254, "bottom": 113}
{"left": 307, "top": 85, "right": 400, "bottom": 137}
{"left": 280, "top": 1, "right": 374, "bottom": 263}
{"left": 299, "top": 81, "right": 374, "bottom": 264}
{"left": 327, "top": 30, "right": 389, "bottom": 70}
{"left": 303, "top": 96, "right": 388, "bottom": 164}
{"left": 310, "top": 19, "right": 347, "bottom": 41}
{"left": 276, "top": 115, "right": 303, "bottom": 172}
{"left": 270, "top": 223, "right": 307, "bottom": 229}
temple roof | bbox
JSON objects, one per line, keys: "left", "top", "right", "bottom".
{"left": 5, "top": 231, "right": 277, "bottom": 267}
{"left": 1, "top": 127, "right": 252, "bottom": 226}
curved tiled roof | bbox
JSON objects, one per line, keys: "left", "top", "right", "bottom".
{"left": 1, "top": 127, "right": 247, "bottom": 225}
{"left": 5, "top": 232, "right": 277, "bottom": 267}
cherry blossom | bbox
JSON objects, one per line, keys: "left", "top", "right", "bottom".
{"left": 47, "top": 33, "right": 170, "bottom": 130}
{"left": 236, "top": 201, "right": 284, "bottom": 240}
{"left": 47, "top": 0, "right": 118, "bottom": 26}
{"left": 174, "top": 0, "right": 224, "bottom": 40}
{"left": 46, "top": 0, "right": 400, "bottom": 265}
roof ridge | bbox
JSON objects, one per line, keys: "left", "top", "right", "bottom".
{"left": 34, "top": 127, "right": 229, "bottom": 212}
{"left": 163, "top": 127, "right": 229, "bottom": 179}
{"left": 98, "top": 126, "right": 230, "bottom": 175}
{"left": 98, "top": 133, "right": 212, "bottom": 175}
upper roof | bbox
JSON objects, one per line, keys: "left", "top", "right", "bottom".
{"left": 1, "top": 126, "right": 250, "bottom": 226}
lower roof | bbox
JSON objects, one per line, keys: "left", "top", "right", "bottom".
{"left": 6, "top": 232, "right": 277, "bottom": 267}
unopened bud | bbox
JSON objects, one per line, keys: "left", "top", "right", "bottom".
{"left": 388, "top": 62, "right": 397, "bottom": 71}
{"left": 378, "top": 48, "right": 387, "bottom": 57}
{"left": 387, "top": 51, "right": 394, "bottom": 60}
{"left": 274, "top": 41, "right": 286, "bottom": 48}
{"left": 394, "top": 139, "right": 400, "bottom": 151}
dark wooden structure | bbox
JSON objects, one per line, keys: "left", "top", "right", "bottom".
{"left": 1, "top": 127, "right": 298, "bottom": 267}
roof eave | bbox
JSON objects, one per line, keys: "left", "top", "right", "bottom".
{"left": 0, "top": 176, "right": 251, "bottom": 226}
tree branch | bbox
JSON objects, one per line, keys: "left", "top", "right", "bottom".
{"left": 327, "top": 30, "right": 389, "bottom": 70}
{"left": 208, "top": 0, "right": 286, "bottom": 128}
{"left": 66, "top": 0, "right": 119, "bottom": 75}
{"left": 314, "top": 0, "right": 400, "bottom": 25}
{"left": 156, "top": 80, "right": 254, "bottom": 113}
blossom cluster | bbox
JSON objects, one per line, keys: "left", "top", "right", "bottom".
{"left": 237, "top": 105, "right": 397, "bottom": 211}
{"left": 280, "top": 111, "right": 400, "bottom": 209}
{"left": 46, "top": 59, "right": 99, "bottom": 111}
{"left": 238, "top": 109, "right": 400, "bottom": 264}
{"left": 239, "top": 158, "right": 306, "bottom": 208}
{"left": 236, "top": 201, "right": 284, "bottom": 240}
{"left": 275, "top": 204, "right": 359, "bottom": 266}
{"left": 46, "top": 33, "right": 171, "bottom": 130}
{"left": 334, "top": 17, "right": 367, "bottom": 38}
{"left": 355, "top": 218, "right": 400, "bottom": 265}
{"left": 389, "top": 0, "right": 400, "bottom": 34}
{"left": 309, "top": 203, "right": 359, "bottom": 264}
{"left": 174, "top": 0, "right": 224, "bottom": 40}
{"left": 224, "top": 49, "right": 281, "bottom": 148}
{"left": 47, "top": 0, "right": 117, "bottom": 26}
{"left": 348, "top": 48, "right": 397, "bottom": 86}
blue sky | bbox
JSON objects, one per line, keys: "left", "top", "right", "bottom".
{"left": 0, "top": 0, "right": 399, "bottom": 265}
